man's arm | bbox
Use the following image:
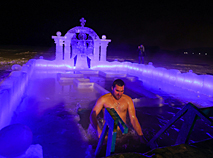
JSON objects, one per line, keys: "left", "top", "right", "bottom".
{"left": 127, "top": 98, "right": 148, "bottom": 143}
{"left": 127, "top": 97, "right": 143, "bottom": 136}
{"left": 90, "top": 96, "right": 105, "bottom": 138}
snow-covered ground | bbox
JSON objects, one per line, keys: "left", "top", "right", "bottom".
{"left": 0, "top": 46, "right": 55, "bottom": 82}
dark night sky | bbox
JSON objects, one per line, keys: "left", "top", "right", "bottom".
{"left": 0, "top": 1, "right": 213, "bottom": 51}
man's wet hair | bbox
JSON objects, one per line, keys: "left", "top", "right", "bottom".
{"left": 112, "top": 79, "right": 125, "bottom": 88}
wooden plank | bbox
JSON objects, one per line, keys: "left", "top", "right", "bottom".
{"left": 95, "top": 123, "right": 108, "bottom": 156}
{"left": 96, "top": 108, "right": 129, "bottom": 157}
{"left": 110, "top": 108, "right": 128, "bottom": 134}
{"left": 106, "top": 127, "right": 117, "bottom": 156}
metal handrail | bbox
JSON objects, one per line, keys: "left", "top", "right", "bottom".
{"left": 148, "top": 102, "right": 213, "bottom": 149}
{"left": 95, "top": 108, "right": 128, "bottom": 157}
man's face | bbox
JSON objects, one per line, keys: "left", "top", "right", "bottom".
{"left": 112, "top": 84, "right": 124, "bottom": 100}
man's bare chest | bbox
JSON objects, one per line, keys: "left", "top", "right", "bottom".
{"left": 103, "top": 98, "right": 128, "bottom": 113}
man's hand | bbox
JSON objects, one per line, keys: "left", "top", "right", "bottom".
{"left": 139, "top": 135, "right": 148, "bottom": 144}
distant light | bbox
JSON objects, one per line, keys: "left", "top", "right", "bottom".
{"left": 205, "top": 53, "right": 207, "bottom": 55}
{"left": 199, "top": 53, "right": 201, "bottom": 55}
{"left": 192, "top": 52, "right": 194, "bottom": 54}
{"left": 184, "top": 52, "right": 188, "bottom": 54}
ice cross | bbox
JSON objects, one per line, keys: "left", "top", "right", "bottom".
{"left": 80, "top": 18, "right": 86, "bottom": 27}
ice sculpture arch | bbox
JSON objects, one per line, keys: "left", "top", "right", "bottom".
{"left": 52, "top": 18, "right": 111, "bottom": 69}
{"left": 66, "top": 26, "right": 100, "bottom": 40}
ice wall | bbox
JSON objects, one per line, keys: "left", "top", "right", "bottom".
{"left": 0, "top": 58, "right": 212, "bottom": 130}
{"left": 0, "top": 59, "right": 35, "bottom": 129}
{"left": 91, "top": 61, "right": 213, "bottom": 97}
{"left": 33, "top": 59, "right": 213, "bottom": 98}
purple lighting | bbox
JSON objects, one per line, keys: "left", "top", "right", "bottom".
{"left": 0, "top": 18, "right": 213, "bottom": 157}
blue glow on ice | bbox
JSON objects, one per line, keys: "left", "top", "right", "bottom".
{"left": 36, "top": 63, "right": 76, "bottom": 69}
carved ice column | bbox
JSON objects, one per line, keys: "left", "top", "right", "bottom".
{"left": 52, "top": 31, "right": 64, "bottom": 60}
{"left": 64, "top": 38, "right": 71, "bottom": 61}
{"left": 94, "top": 40, "right": 100, "bottom": 61}
{"left": 100, "top": 35, "right": 111, "bottom": 61}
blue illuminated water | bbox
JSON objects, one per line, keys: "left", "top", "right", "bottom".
{"left": 8, "top": 69, "right": 213, "bottom": 157}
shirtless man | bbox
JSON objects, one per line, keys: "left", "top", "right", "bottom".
{"left": 90, "top": 79, "right": 147, "bottom": 143}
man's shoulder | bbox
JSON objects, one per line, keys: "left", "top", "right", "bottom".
{"left": 99, "top": 93, "right": 111, "bottom": 100}
{"left": 122, "top": 94, "right": 132, "bottom": 100}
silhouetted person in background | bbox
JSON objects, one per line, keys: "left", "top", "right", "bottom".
{"left": 138, "top": 45, "right": 145, "bottom": 64}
